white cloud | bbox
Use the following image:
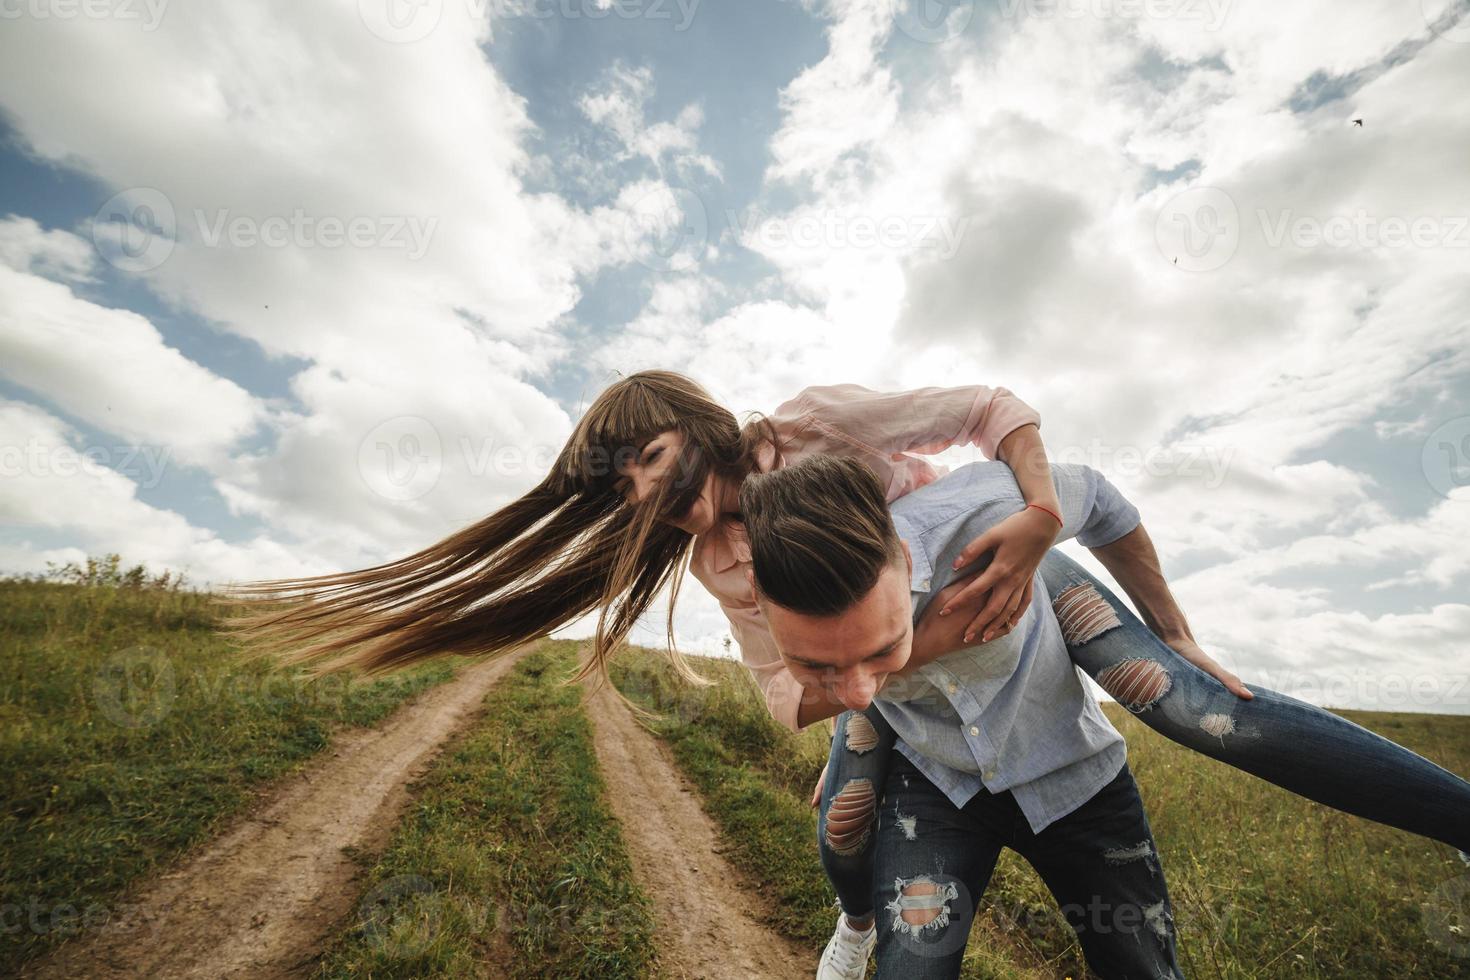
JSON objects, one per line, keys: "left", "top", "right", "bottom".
{"left": 0, "top": 400, "right": 320, "bottom": 588}
{"left": 0, "top": 216, "right": 97, "bottom": 283}
{"left": 578, "top": 61, "right": 723, "bottom": 180}
{"left": 0, "top": 261, "right": 265, "bottom": 469}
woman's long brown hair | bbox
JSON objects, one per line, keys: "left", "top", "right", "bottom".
{"left": 211, "top": 370, "right": 783, "bottom": 701}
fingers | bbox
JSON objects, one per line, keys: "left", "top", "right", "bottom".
{"left": 965, "top": 586, "right": 1024, "bottom": 644}
{"left": 939, "top": 566, "right": 1007, "bottom": 617}
{"left": 950, "top": 528, "right": 998, "bottom": 574}
{"left": 1202, "top": 661, "right": 1253, "bottom": 700}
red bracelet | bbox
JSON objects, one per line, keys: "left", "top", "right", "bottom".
{"left": 1027, "top": 502, "right": 1064, "bottom": 528}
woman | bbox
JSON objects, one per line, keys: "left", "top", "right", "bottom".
{"left": 217, "top": 370, "right": 1470, "bottom": 977}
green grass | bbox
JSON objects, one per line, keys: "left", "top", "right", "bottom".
{"left": 611, "top": 646, "right": 1470, "bottom": 979}
{"left": 0, "top": 578, "right": 459, "bottom": 974}
{"left": 312, "top": 640, "right": 657, "bottom": 979}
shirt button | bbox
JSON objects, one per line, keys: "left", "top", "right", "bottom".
{"left": 983, "top": 769, "right": 996, "bottom": 780}
{"left": 920, "top": 578, "right": 931, "bottom": 590}
{"left": 969, "top": 725, "right": 979, "bottom": 737}
{"left": 946, "top": 683, "right": 958, "bottom": 695}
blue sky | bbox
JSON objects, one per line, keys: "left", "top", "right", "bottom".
{"left": 1, "top": 0, "right": 1467, "bottom": 712}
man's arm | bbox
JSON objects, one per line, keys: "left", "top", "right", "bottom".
{"left": 1089, "top": 524, "right": 1253, "bottom": 699}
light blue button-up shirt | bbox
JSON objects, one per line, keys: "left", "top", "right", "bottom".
{"left": 875, "top": 461, "right": 1141, "bottom": 833}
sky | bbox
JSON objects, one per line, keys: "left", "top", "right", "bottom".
{"left": 0, "top": 0, "right": 1467, "bottom": 713}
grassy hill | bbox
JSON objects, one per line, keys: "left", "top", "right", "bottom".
{"left": 610, "top": 646, "right": 1470, "bottom": 979}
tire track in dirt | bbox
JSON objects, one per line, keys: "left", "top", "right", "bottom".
{"left": 583, "top": 670, "right": 812, "bottom": 980}
{"left": 23, "top": 644, "right": 536, "bottom": 980}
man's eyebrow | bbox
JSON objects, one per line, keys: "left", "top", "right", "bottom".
{"left": 789, "top": 628, "right": 907, "bottom": 668}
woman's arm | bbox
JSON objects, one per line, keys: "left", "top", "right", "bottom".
{"left": 786, "top": 384, "right": 1064, "bottom": 644}
{"left": 941, "top": 423, "right": 1066, "bottom": 643}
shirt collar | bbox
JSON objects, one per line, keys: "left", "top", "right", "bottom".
{"left": 891, "top": 512, "right": 934, "bottom": 594}
{"left": 708, "top": 518, "right": 751, "bottom": 574}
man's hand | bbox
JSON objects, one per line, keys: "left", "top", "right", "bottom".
{"left": 1162, "top": 634, "right": 1254, "bottom": 700}
{"left": 938, "top": 507, "right": 1058, "bottom": 644}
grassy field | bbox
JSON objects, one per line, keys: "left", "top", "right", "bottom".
{"left": 4, "top": 564, "right": 1467, "bottom": 979}
{"left": 0, "top": 573, "right": 458, "bottom": 974}
{"left": 609, "top": 645, "right": 1470, "bottom": 979}
{"left": 312, "top": 640, "right": 657, "bottom": 978}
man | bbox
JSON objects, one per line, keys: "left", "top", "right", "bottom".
{"left": 738, "top": 453, "right": 1186, "bottom": 979}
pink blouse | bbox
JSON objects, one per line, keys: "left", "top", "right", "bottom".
{"left": 687, "top": 382, "right": 1042, "bottom": 733}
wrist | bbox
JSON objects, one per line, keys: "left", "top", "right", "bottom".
{"left": 1024, "top": 502, "right": 1064, "bottom": 534}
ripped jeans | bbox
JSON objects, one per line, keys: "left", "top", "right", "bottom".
{"left": 872, "top": 751, "right": 1183, "bottom": 980}
{"left": 817, "top": 548, "right": 1470, "bottom": 922}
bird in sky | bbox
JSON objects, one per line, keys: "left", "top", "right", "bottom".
{"left": 1353, "top": 118, "right": 1364, "bottom": 127}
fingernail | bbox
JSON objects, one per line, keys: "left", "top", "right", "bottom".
{"left": 939, "top": 608, "right": 950, "bottom": 616}
{"left": 952, "top": 559, "right": 962, "bottom": 570}
{"left": 963, "top": 632, "right": 973, "bottom": 643}
{"left": 982, "top": 632, "right": 992, "bottom": 643}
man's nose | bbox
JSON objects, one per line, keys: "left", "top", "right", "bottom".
{"left": 837, "top": 671, "right": 878, "bottom": 711}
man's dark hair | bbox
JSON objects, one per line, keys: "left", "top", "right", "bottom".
{"left": 738, "top": 454, "right": 905, "bottom": 616}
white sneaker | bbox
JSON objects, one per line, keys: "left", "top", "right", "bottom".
{"left": 817, "top": 912, "right": 876, "bottom": 979}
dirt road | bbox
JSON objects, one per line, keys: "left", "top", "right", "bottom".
{"left": 24, "top": 646, "right": 533, "bottom": 980}
{"left": 583, "top": 677, "right": 813, "bottom": 980}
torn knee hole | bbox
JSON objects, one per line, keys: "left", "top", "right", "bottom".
{"left": 1054, "top": 583, "right": 1123, "bottom": 647}
{"left": 899, "top": 882, "right": 942, "bottom": 927}
{"left": 1096, "top": 658, "right": 1172, "bottom": 711}
{"left": 825, "top": 778, "right": 876, "bottom": 855}
{"left": 886, "top": 876, "right": 960, "bottom": 936}
{"left": 844, "top": 712, "right": 880, "bottom": 754}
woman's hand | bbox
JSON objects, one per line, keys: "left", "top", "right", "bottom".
{"left": 810, "top": 761, "right": 829, "bottom": 809}
{"left": 938, "top": 507, "right": 1059, "bottom": 644}
{"left": 900, "top": 569, "right": 988, "bottom": 676}
{"left": 1163, "top": 634, "right": 1254, "bottom": 700}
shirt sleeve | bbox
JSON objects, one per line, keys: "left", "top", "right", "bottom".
{"left": 781, "top": 383, "right": 1041, "bottom": 461}
{"left": 1051, "top": 463, "right": 1142, "bottom": 549}
{"left": 720, "top": 599, "right": 814, "bottom": 735}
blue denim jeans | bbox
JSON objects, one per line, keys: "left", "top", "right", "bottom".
{"left": 872, "top": 751, "right": 1184, "bottom": 980}
{"left": 816, "top": 548, "right": 1470, "bottom": 921}
{"left": 1040, "top": 549, "right": 1470, "bottom": 853}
